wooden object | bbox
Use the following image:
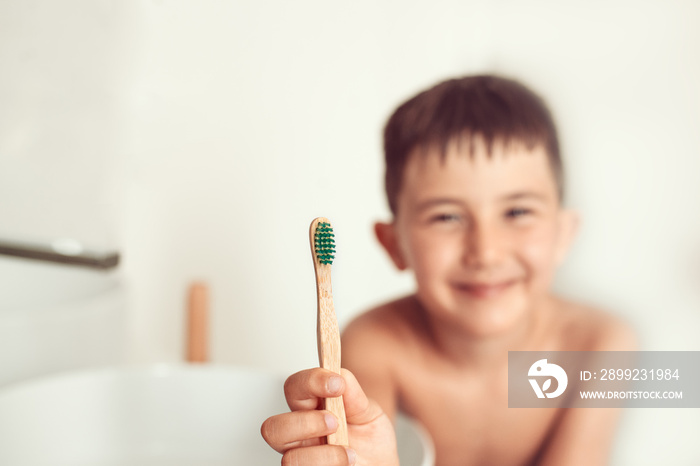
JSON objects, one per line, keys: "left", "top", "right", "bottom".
{"left": 309, "top": 217, "right": 349, "bottom": 446}
{"left": 186, "top": 281, "right": 209, "bottom": 363}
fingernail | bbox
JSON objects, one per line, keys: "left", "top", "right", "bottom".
{"left": 324, "top": 413, "right": 338, "bottom": 430}
{"left": 346, "top": 447, "right": 357, "bottom": 465}
{"left": 327, "top": 376, "right": 343, "bottom": 394}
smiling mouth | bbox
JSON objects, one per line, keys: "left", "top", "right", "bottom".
{"left": 453, "top": 280, "right": 516, "bottom": 299}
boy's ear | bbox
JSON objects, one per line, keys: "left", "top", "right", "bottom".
{"left": 555, "top": 209, "right": 580, "bottom": 265}
{"left": 373, "top": 221, "right": 408, "bottom": 271}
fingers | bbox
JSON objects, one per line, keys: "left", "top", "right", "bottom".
{"left": 261, "top": 409, "right": 339, "bottom": 453}
{"left": 281, "top": 368, "right": 384, "bottom": 426}
{"left": 340, "top": 369, "right": 385, "bottom": 426}
{"left": 281, "top": 445, "right": 357, "bottom": 466}
{"left": 261, "top": 410, "right": 358, "bottom": 464}
{"left": 262, "top": 367, "right": 377, "bottom": 466}
{"left": 284, "top": 368, "right": 346, "bottom": 411}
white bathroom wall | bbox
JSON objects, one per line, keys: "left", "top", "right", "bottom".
{"left": 1, "top": 1, "right": 699, "bottom": 463}
{"left": 0, "top": 1, "right": 130, "bottom": 247}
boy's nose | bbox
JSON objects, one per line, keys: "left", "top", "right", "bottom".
{"left": 462, "top": 221, "right": 504, "bottom": 268}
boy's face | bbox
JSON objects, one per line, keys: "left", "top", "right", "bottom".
{"left": 376, "top": 137, "right": 577, "bottom": 337}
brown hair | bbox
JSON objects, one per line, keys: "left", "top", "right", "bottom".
{"left": 382, "top": 75, "right": 563, "bottom": 215}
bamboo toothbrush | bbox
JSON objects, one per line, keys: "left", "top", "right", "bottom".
{"left": 310, "top": 217, "right": 349, "bottom": 446}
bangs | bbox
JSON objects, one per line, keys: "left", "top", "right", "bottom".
{"left": 383, "top": 75, "right": 563, "bottom": 214}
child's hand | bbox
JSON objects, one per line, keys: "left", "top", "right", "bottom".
{"left": 261, "top": 368, "right": 399, "bottom": 465}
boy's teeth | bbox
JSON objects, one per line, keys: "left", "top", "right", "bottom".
{"left": 456, "top": 281, "right": 514, "bottom": 298}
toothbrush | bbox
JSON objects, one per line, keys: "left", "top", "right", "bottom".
{"left": 310, "top": 217, "right": 349, "bottom": 446}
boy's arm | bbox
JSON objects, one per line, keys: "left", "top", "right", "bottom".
{"left": 536, "top": 319, "right": 638, "bottom": 466}
{"left": 536, "top": 401, "right": 623, "bottom": 465}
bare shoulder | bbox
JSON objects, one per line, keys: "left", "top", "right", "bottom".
{"left": 550, "top": 296, "right": 638, "bottom": 351}
{"left": 341, "top": 294, "right": 420, "bottom": 359}
{"left": 340, "top": 295, "right": 422, "bottom": 416}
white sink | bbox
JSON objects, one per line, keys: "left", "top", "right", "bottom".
{"left": 0, "top": 365, "right": 434, "bottom": 466}
{"left": 0, "top": 256, "right": 125, "bottom": 386}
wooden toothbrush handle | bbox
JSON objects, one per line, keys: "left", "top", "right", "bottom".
{"left": 316, "top": 265, "right": 348, "bottom": 446}
{"left": 324, "top": 394, "right": 349, "bottom": 446}
{"left": 310, "top": 217, "right": 349, "bottom": 446}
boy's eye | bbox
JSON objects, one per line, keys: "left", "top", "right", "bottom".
{"left": 430, "top": 213, "right": 463, "bottom": 224}
{"left": 505, "top": 208, "right": 532, "bottom": 218}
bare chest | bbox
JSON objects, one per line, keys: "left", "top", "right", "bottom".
{"left": 397, "top": 363, "right": 561, "bottom": 466}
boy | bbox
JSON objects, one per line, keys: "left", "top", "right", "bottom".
{"left": 261, "top": 75, "right": 636, "bottom": 465}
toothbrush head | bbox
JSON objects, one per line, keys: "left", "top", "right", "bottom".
{"left": 313, "top": 220, "right": 336, "bottom": 265}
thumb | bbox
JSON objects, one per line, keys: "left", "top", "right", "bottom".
{"left": 340, "top": 369, "right": 385, "bottom": 426}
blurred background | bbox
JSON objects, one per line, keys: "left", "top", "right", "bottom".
{"left": 0, "top": 0, "right": 698, "bottom": 464}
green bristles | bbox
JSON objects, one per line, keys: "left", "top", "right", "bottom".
{"left": 314, "top": 222, "right": 336, "bottom": 265}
